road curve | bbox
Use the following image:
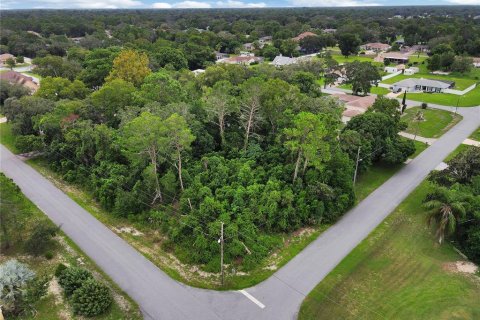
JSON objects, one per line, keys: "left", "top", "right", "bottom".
{"left": 1, "top": 106, "right": 479, "bottom": 320}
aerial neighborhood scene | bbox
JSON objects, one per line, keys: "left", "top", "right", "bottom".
{"left": 1, "top": 3, "right": 480, "bottom": 320}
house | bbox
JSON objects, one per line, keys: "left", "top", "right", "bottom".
{"left": 360, "top": 42, "right": 391, "bottom": 53}
{"left": 259, "top": 36, "right": 272, "bottom": 44}
{"left": 271, "top": 55, "right": 297, "bottom": 67}
{"left": 243, "top": 43, "right": 254, "bottom": 51}
{"left": 217, "top": 56, "right": 263, "bottom": 65}
{"left": 391, "top": 78, "right": 454, "bottom": 93}
{"left": 473, "top": 57, "right": 480, "bottom": 68}
{"left": 383, "top": 52, "right": 409, "bottom": 64}
{"left": 395, "top": 38, "right": 405, "bottom": 46}
{"left": 215, "top": 52, "right": 229, "bottom": 60}
{"left": 323, "top": 28, "right": 337, "bottom": 34}
{"left": 404, "top": 67, "right": 419, "bottom": 75}
{"left": 292, "top": 32, "right": 317, "bottom": 42}
{"left": 410, "top": 44, "right": 429, "bottom": 53}
{"left": 332, "top": 93, "right": 376, "bottom": 123}
{"left": 384, "top": 66, "right": 398, "bottom": 73}
{"left": 239, "top": 52, "right": 255, "bottom": 57}
{"left": 192, "top": 69, "right": 205, "bottom": 76}
{"left": 0, "top": 71, "right": 39, "bottom": 92}
{"left": 0, "top": 53, "right": 15, "bottom": 66}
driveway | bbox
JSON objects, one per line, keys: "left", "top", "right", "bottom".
{"left": 1, "top": 106, "right": 479, "bottom": 320}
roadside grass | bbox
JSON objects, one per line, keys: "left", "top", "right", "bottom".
{"left": 401, "top": 106, "right": 462, "bottom": 138}
{"left": 0, "top": 174, "right": 142, "bottom": 320}
{"left": 298, "top": 180, "right": 480, "bottom": 320}
{"left": 469, "top": 127, "right": 480, "bottom": 141}
{"left": 381, "top": 73, "right": 476, "bottom": 90}
{"left": 0, "top": 121, "right": 19, "bottom": 153}
{"left": 23, "top": 71, "right": 42, "bottom": 80}
{"left": 339, "top": 84, "right": 390, "bottom": 95}
{"left": 330, "top": 54, "right": 383, "bottom": 67}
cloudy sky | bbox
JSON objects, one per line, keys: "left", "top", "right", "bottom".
{"left": 1, "top": 0, "right": 479, "bottom": 10}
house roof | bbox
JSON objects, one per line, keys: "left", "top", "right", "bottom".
{"left": 393, "top": 78, "right": 453, "bottom": 89}
{"left": 0, "top": 71, "right": 38, "bottom": 92}
{"left": 0, "top": 53, "right": 14, "bottom": 60}
{"left": 292, "top": 32, "right": 317, "bottom": 41}
{"left": 342, "top": 109, "right": 363, "bottom": 118}
{"left": 333, "top": 93, "right": 376, "bottom": 110}
{"left": 383, "top": 52, "right": 409, "bottom": 60}
{"left": 219, "top": 56, "right": 262, "bottom": 64}
{"left": 362, "top": 42, "right": 391, "bottom": 50}
{"left": 271, "top": 55, "right": 297, "bottom": 66}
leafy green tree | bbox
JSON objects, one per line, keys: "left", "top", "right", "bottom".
{"left": 135, "top": 71, "right": 186, "bottom": 106}
{"left": 3, "top": 96, "right": 54, "bottom": 135}
{"left": 32, "top": 55, "right": 81, "bottom": 80}
{"left": 0, "top": 80, "right": 30, "bottom": 104}
{"left": 163, "top": 114, "right": 195, "bottom": 191}
{"left": 423, "top": 187, "right": 467, "bottom": 244}
{"left": 35, "top": 77, "right": 89, "bottom": 101}
{"left": 79, "top": 47, "right": 120, "bottom": 88}
{"left": 121, "top": 112, "right": 166, "bottom": 203}
{"left": 345, "top": 61, "right": 381, "bottom": 95}
{"left": 337, "top": 33, "right": 361, "bottom": 57}
{"left": 240, "top": 77, "right": 264, "bottom": 151}
{"left": 57, "top": 266, "right": 93, "bottom": 296}
{"left": 291, "top": 71, "right": 320, "bottom": 96}
{"left": 6, "top": 57, "right": 16, "bottom": 70}
{"left": 261, "top": 45, "right": 280, "bottom": 60}
{"left": 24, "top": 223, "right": 58, "bottom": 256}
{"left": 280, "top": 39, "right": 299, "bottom": 57}
{"left": 88, "top": 79, "right": 136, "bottom": 125}
{"left": 151, "top": 47, "right": 188, "bottom": 71}
{"left": 203, "top": 80, "right": 237, "bottom": 147}
{"left": 106, "top": 49, "right": 151, "bottom": 87}
{"left": 284, "top": 112, "right": 331, "bottom": 182}
{"left": 71, "top": 279, "right": 112, "bottom": 317}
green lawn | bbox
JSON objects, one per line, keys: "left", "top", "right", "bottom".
{"left": 469, "top": 127, "right": 480, "bottom": 141}
{"left": 299, "top": 181, "right": 480, "bottom": 320}
{"left": 331, "top": 54, "right": 383, "bottom": 66}
{"left": 402, "top": 107, "right": 462, "bottom": 138}
{"left": 0, "top": 121, "right": 19, "bottom": 153}
{"left": 339, "top": 84, "right": 390, "bottom": 95}
{"left": 381, "top": 73, "right": 476, "bottom": 90}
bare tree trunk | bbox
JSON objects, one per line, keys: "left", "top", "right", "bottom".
{"left": 149, "top": 147, "right": 162, "bottom": 204}
{"left": 293, "top": 149, "right": 302, "bottom": 183}
{"left": 219, "top": 112, "right": 226, "bottom": 147}
{"left": 302, "top": 157, "right": 309, "bottom": 175}
{"left": 177, "top": 151, "right": 184, "bottom": 191}
{"left": 243, "top": 104, "right": 255, "bottom": 151}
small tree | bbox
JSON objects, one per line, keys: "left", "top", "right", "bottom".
{"left": 24, "top": 222, "right": 58, "bottom": 256}
{"left": 71, "top": 279, "right": 112, "bottom": 317}
{"left": 6, "top": 57, "right": 16, "bottom": 70}
{"left": 16, "top": 56, "right": 25, "bottom": 64}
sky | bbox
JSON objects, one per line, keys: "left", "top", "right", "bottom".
{"left": 1, "top": 0, "right": 479, "bottom": 10}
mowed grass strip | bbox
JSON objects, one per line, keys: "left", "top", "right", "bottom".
{"left": 402, "top": 107, "right": 462, "bottom": 138}
{"left": 299, "top": 181, "right": 480, "bottom": 320}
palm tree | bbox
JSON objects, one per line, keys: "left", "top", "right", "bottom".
{"left": 423, "top": 187, "right": 467, "bottom": 244}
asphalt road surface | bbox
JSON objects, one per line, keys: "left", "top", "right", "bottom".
{"left": 1, "top": 105, "right": 479, "bottom": 320}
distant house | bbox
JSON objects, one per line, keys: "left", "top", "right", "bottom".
{"left": 215, "top": 52, "right": 229, "bottom": 60}
{"left": 391, "top": 78, "right": 454, "bottom": 93}
{"left": 0, "top": 53, "right": 15, "bottom": 66}
{"left": 0, "top": 71, "right": 39, "bottom": 93}
{"left": 473, "top": 57, "right": 480, "bottom": 68}
{"left": 332, "top": 93, "right": 376, "bottom": 123}
{"left": 243, "top": 43, "right": 254, "bottom": 51}
{"left": 384, "top": 66, "right": 399, "bottom": 73}
{"left": 69, "top": 37, "right": 84, "bottom": 44}
{"left": 259, "top": 36, "right": 272, "bottom": 45}
{"left": 271, "top": 55, "right": 297, "bottom": 67}
{"left": 360, "top": 42, "right": 391, "bottom": 53}
{"left": 323, "top": 28, "right": 337, "bottom": 34}
{"left": 292, "top": 32, "right": 317, "bottom": 42}
{"left": 404, "top": 67, "right": 419, "bottom": 75}
{"left": 410, "top": 44, "right": 429, "bottom": 53}
{"left": 217, "top": 56, "right": 263, "bottom": 65}
{"left": 383, "top": 52, "right": 409, "bottom": 64}
{"left": 192, "top": 69, "right": 205, "bottom": 76}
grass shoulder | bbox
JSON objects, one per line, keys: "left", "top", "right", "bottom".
{"left": 402, "top": 106, "right": 462, "bottom": 138}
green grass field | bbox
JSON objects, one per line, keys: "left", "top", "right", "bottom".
{"left": 470, "top": 127, "right": 480, "bottom": 141}
{"left": 299, "top": 180, "right": 480, "bottom": 320}
{"left": 0, "top": 121, "right": 19, "bottom": 153}
{"left": 339, "top": 84, "right": 390, "bottom": 95}
{"left": 381, "top": 73, "right": 476, "bottom": 90}
{"left": 402, "top": 107, "right": 462, "bottom": 138}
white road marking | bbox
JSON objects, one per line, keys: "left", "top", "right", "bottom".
{"left": 239, "top": 290, "right": 266, "bottom": 309}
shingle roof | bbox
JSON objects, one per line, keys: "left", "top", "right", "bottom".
{"left": 271, "top": 55, "right": 297, "bottom": 66}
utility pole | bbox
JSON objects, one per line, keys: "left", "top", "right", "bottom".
{"left": 353, "top": 146, "right": 361, "bottom": 185}
{"left": 220, "top": 221, "right": 224, "bottom": 286}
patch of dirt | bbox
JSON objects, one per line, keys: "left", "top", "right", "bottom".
{"left": 443, "top": 261, "right": 478, "bottom": 274}
{"left": 113, "top": 226, "right": 144, "bottom": 237}
{"left": 48, "top": 278, "right": 72, "bottom": 320}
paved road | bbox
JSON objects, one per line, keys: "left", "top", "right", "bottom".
{"left": 1, "top": 106, "right": 479, "bottom": 320}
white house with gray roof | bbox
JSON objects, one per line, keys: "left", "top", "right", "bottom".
{"left": 391, "top": 78, "right": 455, "bottom": 93}
{"left": 271, "top": 55, "right": 297, "bottom": 67}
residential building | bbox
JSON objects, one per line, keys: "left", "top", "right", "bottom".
{"left": 332, "top": 93, "right": 376, "bottom": 123}
{"left": 271, "top": 55, "right": 297, "bottom": 67}
{"left": 243, "top": 43, "right": 254, "bottom": 51}
{"left": 384, "top": 66, "right": 399, "bottom": 73}
{"left": 0, "top": 71, "right": 39, "bottom": 92}
{"left": 473, "top": 57, "right": 480, "bottom": 68}
{"left": 391, "top": 78, "right": 454, "bottom": 93}
{"left": 217, "top": 56, "right": 263, "bottom": 65}
{"left": 0, "top": 53, "right": 15, "bottom": 66}
{"left": 382, "top": 52, "right": 409, "bottom": 64}
{"left": 404, "top": 67, "right": 419, "bottom": 75}
{"left": 259, "top": 36, "right": 272, "bottom": 44}
{"left": 215, "top": 52, "right": 229, "bottom": 60}
{"left": 360, "top": 42, "right": 391, "bottom": 53}
{"left": 292, "top": 32, "right": 317, "bottom": 42}
{"left": 323, "top": 28, "right": 337, "bottom": 34}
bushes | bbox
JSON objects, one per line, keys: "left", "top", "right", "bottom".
{"left": 72, "top": 279, "right": 112, "bottom": 316}
{"left": 24, "top": 222, "right": 58, "bottom": 256}
{"left": 58, "top": 266, "right": 93, "bottom": 296}
{"left": 57, "top": 265, "right": 112, "bottom": 316}
{"left": 14, "top": 134, "right": 44, "bottom": 153}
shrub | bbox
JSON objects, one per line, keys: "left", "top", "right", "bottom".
{"left": 71, "top": 279, "right": 112, "bottom": 317}
{"left": 55, "top": 263, "right": 67, "bottom": 277}
{"left": 14, "top": 134, "right": 44, "bottom": 153}
{"left": 24, "top": 222, "right": 58, "bottom": 256}
{"left": 44, "top": 251, "right": 54, "bottom": 260}
{"left": 0, "top": 260, "right": 35, "bottom": 316}
{"left": 421, "top": 102, "right": 428, "bottom": 109}
{"left": 58, "top": 266, "right": 93, "bottom": 296}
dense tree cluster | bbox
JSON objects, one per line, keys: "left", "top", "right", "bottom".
{"left": 426, "top": 147, "right": 480, "bottom": 263}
